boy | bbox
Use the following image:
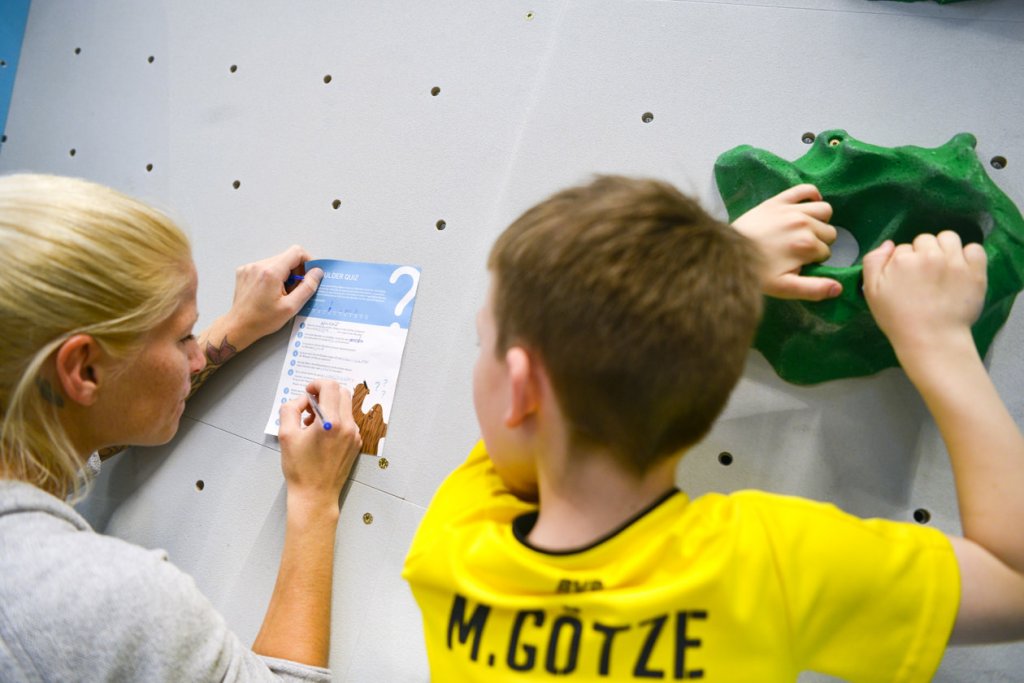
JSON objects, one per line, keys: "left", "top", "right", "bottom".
{"left": 403, "top": 176, "right": 1024, "bottom": 681}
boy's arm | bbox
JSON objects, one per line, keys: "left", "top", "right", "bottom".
{"left": 863, "top": 233, "right": 1024, "bottom": 644}
{"left": 731, "top": 184, "right": 842, "bottom": 301}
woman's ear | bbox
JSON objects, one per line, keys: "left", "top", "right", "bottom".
{"left": 503, "top": 346, "right": 540, "bottom": 428}
{"left": 54, "top": 334, "right": 103, "bottom": 406}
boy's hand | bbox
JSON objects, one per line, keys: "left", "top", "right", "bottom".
{"left": 731, "top": 184, "right": 841, "bottom": 301}
{"left": 862, "top": 232, "right": 987, "bottom": 354}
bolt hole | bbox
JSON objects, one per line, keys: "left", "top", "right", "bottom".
{"left": 229, "top": 64, "right": 237, "bottom": 73}
{"left": 642, "top": 112, "right": 654, "bottom": 124}
{"left": 0, "top": 60, "right": 7, "bottom": 68}
{"left": 69, "top": 148, "right": 76, "bottom": 157}
{"left": 362, "top": 512, "right": 374, "bottom": 525}
{"left": 323, "top": 74, "right": 332, "bottom": 84}
{"left": 526, "top": 11, "right": 535, "bottom": 20}
{"left": 431, "top": 86, "right": 441, "bottom": 96}
{"left": 913, "top": 508, "right": 931, "bottom": 524}
{"left": 147, "top": 55, "right": 154, "bottom": 64}
{"left": 145, "top": 163, "right": 153, "bottom": 172}
{"left": 718, "top": 451, "right": 734, "bottom": 466}
{"left": 195, "top": 480, "right": 205, "bottom": 491}
{"left": 1, "top": 135, "right": 7, "bottom": 143}
{"left": 232, "top": 180, "right": 241, "bottom": 189}
{"left": 74, "top": 47, "right": 81, "bottom": 55}
{"left": 801, "top": 132, "right": 816, "bottom": 144}
{"left": 991, "top": 156, "right": 1007, "bottom": 170}
{"left": 829, "top": 137, "right": 842, "bottom": 147}
{"left": 436, "top": 219, "right": 447, "bottom": 231}
{"left": 332, "top": 199, "right": 341, "bottom": 210}
{"left": 378, "top": 457, "right": 389, "bottom": 470}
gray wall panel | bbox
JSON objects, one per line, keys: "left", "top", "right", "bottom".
{"left": 4, "top": 0, "right": 1022, "bottom": 679}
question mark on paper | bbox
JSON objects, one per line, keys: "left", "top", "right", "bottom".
{"left": 389, "top": 266, "right": 420, "bottom": 317}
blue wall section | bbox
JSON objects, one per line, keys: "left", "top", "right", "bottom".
{"left": 0, "top": 0, "right": 31, "bottom": 141}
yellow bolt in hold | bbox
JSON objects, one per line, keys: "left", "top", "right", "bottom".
{"left": 362, "top": 512, "right": 374, "bottom": 525}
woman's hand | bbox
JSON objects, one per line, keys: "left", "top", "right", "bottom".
{"left": 277, "top": 379, "right": 362, "bottom": 511}
{"left": 222, "top": 245, "right": 324, "bottom": 352}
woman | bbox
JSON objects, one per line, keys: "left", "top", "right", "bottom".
{"left": 0, "top": 173, "right": 362, "bottom": 681}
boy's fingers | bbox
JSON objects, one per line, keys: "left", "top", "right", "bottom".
{"left": 964, "top": 242, "right": 988, "bottom": 273}
{"left": 791, "top": 233, "right": 832, "bottom": 263}
{"left": 770, "top": 274, "right": 842, "bottom": 301}
{"left": 936, "top": 230, "right": 964, "bottom": 257}
{"left": 773, "top": 183, "right": 821, "bottom": 204}
{"left": 892, "top": 242, "right": 915, "bottom": 260}
{"left": 808, "top": 218, "right": 837, "bottom": 244}
{"left": 799, "top": 201, "right": 834, "bottom": 224}
{"left": 862, "top": 240, "right": 896, "bottom": 282}
{"left": 912, "top": 232, "right": 942, "bottom": 253}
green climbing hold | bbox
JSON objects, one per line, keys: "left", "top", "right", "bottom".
{"left": 715, "top": 130, "right": 1024, "bottom": 385}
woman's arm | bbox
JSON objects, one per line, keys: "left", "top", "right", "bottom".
{"left": 189, "top": 245, "right": 323, "bottom": 397}
{"left": 252, "top": 379, "right": 362, "bottom": 666}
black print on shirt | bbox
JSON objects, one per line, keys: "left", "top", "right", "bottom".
{"left": 557, "top": 578, "right": 604, "bottom": 593}
{"left": 446, "top": 593, "right": 707, "bottom": 678}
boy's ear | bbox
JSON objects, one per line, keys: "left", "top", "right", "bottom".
{"left": 54, "top": 334, "right": 104, "bottom": 406}
{"left": 504, "top": 346, "right": 540, "bottom": 428}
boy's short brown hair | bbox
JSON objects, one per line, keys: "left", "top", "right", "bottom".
{"left": 488, "top": 175, "right": 763, "bottom": 474}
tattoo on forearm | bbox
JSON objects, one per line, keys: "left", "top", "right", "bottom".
{"left": 188, "top": 337, "right": 238, "bottom": 398}
{"left": 36, "top": 378, "right": 65, "bottom": 407}
{"left": 205, "top": 337, "right": 238, "bottom": 365}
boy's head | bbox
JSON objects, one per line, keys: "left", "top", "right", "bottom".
{"left": 482, "top": 175, "right": 762, "bottom": 477}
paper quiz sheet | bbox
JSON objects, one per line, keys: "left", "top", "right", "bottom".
{"left": 264, "top": 259, "right": 420, "bottom": 457}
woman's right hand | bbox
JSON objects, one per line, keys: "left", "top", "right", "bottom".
{"left": 277, "top": 379, "right": 362, "bottom": 510}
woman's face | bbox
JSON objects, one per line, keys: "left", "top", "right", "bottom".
{"left": 96, "top": 265, "right": 204, "bottom": 447}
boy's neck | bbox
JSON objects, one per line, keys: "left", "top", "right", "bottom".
{"left": 526, "top": 447, "right": 680, "bottom": 552}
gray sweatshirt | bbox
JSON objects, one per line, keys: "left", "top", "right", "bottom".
{"left": 0, "top": 480, "right": 332, "bottom": 682}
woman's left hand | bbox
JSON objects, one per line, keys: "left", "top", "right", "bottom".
{"left": 223, "top": 245, "right": 324, "bottom": 351}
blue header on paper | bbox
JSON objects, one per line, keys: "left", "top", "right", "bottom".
{"left": 299, "top": 259, "right": 420, "bottom": 329}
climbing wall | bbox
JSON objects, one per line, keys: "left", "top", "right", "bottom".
{"left": 2, "top": 1, "right": 1022, "bottom": 680}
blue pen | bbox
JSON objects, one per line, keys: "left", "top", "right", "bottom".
{"left": 305, "top": 391, "right": 333, "bottom": 430}
{"left": 286, "top": 274, "right": 304, "bottom": 285}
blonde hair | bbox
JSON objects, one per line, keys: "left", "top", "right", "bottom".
{"left": 0, "top": 174, "right": 192, "bottom": 499}
{"left": 489, "top": 176, "right": 763, "bottom": 473}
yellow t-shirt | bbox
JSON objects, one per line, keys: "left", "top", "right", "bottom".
{"left": 403, "top": 441, "right": 959, "bottom": 682}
